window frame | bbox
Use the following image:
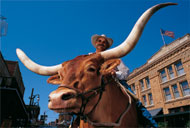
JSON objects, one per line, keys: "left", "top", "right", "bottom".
{"left": 180, "top": 81, "right": 190, "bottom": 96}
{"left": 160, "top": 69, "right": 167, "bottom": 83}
{"left": 148, "top": 93, "right": 153, "bottom": 105}
{"left": 163, "top": 87, "right": 172, "bottom": 101}
{"left": 140, "top": 79, "right": 144, "bottom": 91}
{"left": 172, "top": 84, "right": 180, "bottom": 98}
{"left": 145, "top": 77, "right": 151, "bottom": 89}
{"left": 131, "top": 84, "right": 136, "bottom": 94}
{"left": 175, "top": 61, "right": 184, "bottom": 76}
{"left": 142, "top": 95, "right": 147, "bottom": 106}
{"left": 167, "top": 65, "right": 175, "bottom": 79}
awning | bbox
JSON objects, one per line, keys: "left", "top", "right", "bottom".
{"left": 154, "top": 111, "right": 190, "bottom": 118}
{"left": 149, "top": 108, "right": 163, "bottom": 117}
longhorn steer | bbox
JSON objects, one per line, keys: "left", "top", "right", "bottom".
{"left": 16, "top": 3, "right": 177, "bottom": 128}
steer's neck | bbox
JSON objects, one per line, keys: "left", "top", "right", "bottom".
{"left": 86, "top": 81, "right": 129, "bottom": 126}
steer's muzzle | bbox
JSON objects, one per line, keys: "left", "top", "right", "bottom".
{"left": 48, "top": 88, "right": 78, "bottom": 111}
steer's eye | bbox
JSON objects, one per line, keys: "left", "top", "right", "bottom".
{"left": 87, "top": 67, "right": 96, "bottom": 72}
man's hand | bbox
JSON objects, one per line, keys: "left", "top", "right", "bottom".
{"left": 110, "top": 69, "right": 116, "bottom": 77}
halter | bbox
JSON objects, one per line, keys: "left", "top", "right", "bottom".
{"left": 60, "top": 77, "right": 132, "bottom": 127}
{"left": 72, "top": 78, "right": 106, "bottom": 120}
{"left": 59, "top": 78, "right": 106, "bottom": 121}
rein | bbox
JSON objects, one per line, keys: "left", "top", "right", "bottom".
{"left": 75, "top": 78, "right": 106, "bottom": 120}
{"left": 84, "top": 78, "right": 132, "bottom": 127}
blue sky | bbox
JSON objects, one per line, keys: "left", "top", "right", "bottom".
{"left": 1, "top": 0, "right": 189, "bottom": 123}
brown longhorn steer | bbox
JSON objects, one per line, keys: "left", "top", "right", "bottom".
{"left": 48, "top": 56, "right": 137, "bottom": 127}
{"left": 16, "top": 3, "right": 177, "bottom": 128}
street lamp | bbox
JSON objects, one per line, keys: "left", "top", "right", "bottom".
{"left": 33, "top": 94, "right": 40, "bottom": 106}
{"left": 29, "top": 94, "right": 40, "bottom": 106}
{"left": 29, "top": 88, "right": 40, "bottom": 106}
{"left": 0, "top": 15, "right": 8, "bottom": 37}
{"left": 0, "top": 15, "right": 8, "bottom": 51}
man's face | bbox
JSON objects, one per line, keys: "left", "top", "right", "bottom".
{"left": 95, "top": 37, "right": 109, "bottom": 52}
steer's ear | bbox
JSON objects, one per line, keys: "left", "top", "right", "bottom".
{"left": 47, "top": 74, "right": 62, "bottom": 85}
{"left": 100, "top": 59, "right": 121, "bottom": 75}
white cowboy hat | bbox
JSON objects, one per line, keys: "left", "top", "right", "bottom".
{"left": 91, "top": 34, "right": 113, "bottom": 48}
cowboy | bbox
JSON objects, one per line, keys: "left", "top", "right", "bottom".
{"left": 91, "top": 34, "right": 130, "bottom": 80}
{"left": 91, "top": 34, "right": 158, "bottom": 128}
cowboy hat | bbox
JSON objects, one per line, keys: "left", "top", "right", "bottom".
{"left": 91, "top": 34, "right": 113, "bottom": 48}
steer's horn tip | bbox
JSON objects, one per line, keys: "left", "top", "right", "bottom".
{"left": 158, "top": 2, "right": 178, "bottom": 7}
{"left": 164, "top": 2, "right": 178, "bottom": 6}
{"left": 16, "top": 48, "right": 22, "bottom": 54}
{"left": 16, "top": 48, "right": 26, "bottom": 59}
{"left": 169, "top": 3, "right": 178, "bottom": 5}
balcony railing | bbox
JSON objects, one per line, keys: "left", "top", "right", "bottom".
{"left": 0, "top": 76, "right": 25, "bottom": 98}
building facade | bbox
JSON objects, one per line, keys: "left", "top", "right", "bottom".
{"left": 127, "top": 34, "right": 190, "bottom": 127}
{"left": 0, "top": 52, "right": 40, "bottom": 127}
{"left": 0, "top": 52, "right": 28, "bottom": 127}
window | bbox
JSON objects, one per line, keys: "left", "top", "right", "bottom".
{"left": 142, "top": 95, "right": 147, "bottom": 106}
{"left": 140, "top": 80, "right": 144, "bottom": 91}
{"left": 145, "top": 77, "right": 151, "bottom": 88}
{"left": 172, "top": 84, "right": 180, "bottom": 98}
{"left": 160, "top": 69, "right": 167, "bottom": 82}
{"left": 180, "top": 81, "right": 190, "bottom": 96}
{"left": 168, "top": 66, "right": 174, "bottom": 79}
{"left": 148, "top": 93, "right": 153, "bottom": 105}
{"left": 175, "top": 61, "right": 184, "bottom": 76}
{"left": 131, "top": 84, "right": 136, "bottom": 94}
{"left": 163, "top": 87, "right": 172, "bottom": 101}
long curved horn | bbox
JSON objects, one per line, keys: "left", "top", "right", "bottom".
{"left": 101, "top": 3, "right": 177, "bottom": 60}
{"left": 16, "top": 48, "right": 62, "bottom": 76}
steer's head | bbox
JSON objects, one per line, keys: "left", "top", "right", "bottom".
{"left": 47, "top": 54, "right": 120, "bottom": 113}
{"left": 16, "top": 2, "right": 176, "bottom": 114}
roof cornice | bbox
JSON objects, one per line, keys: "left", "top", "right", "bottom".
{"left": 127, "top": 33, "right": 190, "bottom": 80}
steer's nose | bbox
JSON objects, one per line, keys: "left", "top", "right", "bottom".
{"left": 49, "top": 91, "right": 74, "bottom": 102}
{"left": 48, "top": 89, "right": 76, "bottom": 109}
{"left": 61, "top": 93, "right": 75, "bottom": 100}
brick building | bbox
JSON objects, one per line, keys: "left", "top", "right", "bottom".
{"left": 127, "top": 33, "right": 190, "bottom": 127}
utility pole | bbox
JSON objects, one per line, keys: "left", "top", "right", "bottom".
{"left": 29, "top": 88, "right": 34, "bottom": 105}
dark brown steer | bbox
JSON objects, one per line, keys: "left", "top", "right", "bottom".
{"left": 16, "top": 3, "right": 177, "bottom": 127}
